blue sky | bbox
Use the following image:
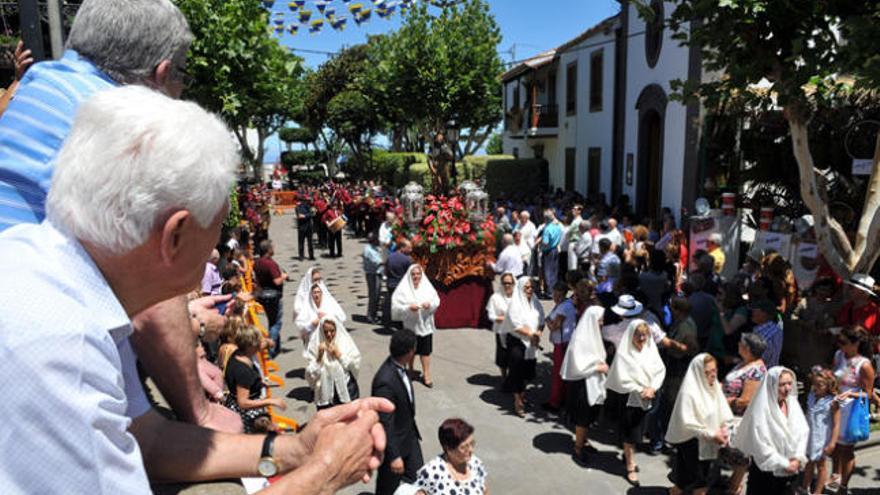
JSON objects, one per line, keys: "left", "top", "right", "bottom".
{"left": 262, "top": 0, "right": 621, "bottom": 162}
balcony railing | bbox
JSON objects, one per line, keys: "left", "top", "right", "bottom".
{"left": 528, "top": 103, "right": 558, "bottom": 133}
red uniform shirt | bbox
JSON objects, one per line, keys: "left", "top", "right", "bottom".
{"left": 837, "top": 300, "right": 880, "bottom": 336}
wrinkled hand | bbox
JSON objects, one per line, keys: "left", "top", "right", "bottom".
{"left": 785, "top": 458, "right": 800, "bottom": 474}
{"left": 311, "top": 408, "right": 385, "bottom": 491}
{"left": 389, "top": 457, "right": 405, "bottom": 475}
{"left": 420, "top": 302, "right": 430, "bottom": 310}
{"left": 189, "top": 295, "right": 231, "bottom": 342}
{"left": 596, "top": 362, "right": 609, "bottom": 374}
{"left": 281, "top": 398, "right": 394, "bottom": 480}
{"left": 14, "top": 41, "right": 33, "bottom": 81}
{"left": 713, "top": 429, "right": 728, "bottom": 446}
{"left": 409, "top": 304, "right": 420, "bottom": 312}
{"left": 640, "top": 387, "right": 656, "bottom": 400}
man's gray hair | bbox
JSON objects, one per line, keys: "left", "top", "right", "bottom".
{"left": 67, "top": 0, "right": 193, "bottom": 85}
{"left": 501, "top": 233, "right": 514, "bottom": 246}
{"left": 709, "top": 232, "right": 723, "bottom": 245}
{"left": 46, "top": 86, "right": 238, "bottom": 254}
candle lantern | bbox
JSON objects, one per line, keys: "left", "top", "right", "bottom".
{"left": 459, "top": 180, "right": 478, "bottom": 197}
{"left": 466, "top": 187, "right": 489, "bottom": 223}
{"left": 402, "top": 182, "right": 425, "bottom": 228}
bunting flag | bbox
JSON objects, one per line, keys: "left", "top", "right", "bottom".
{"left": 354, "top": 8, "right": 371, "bottom": 24}
{"left": 315, "top": 0, "right": 329, "bottom": 13}
{"left": 309, "top": 18, "right": 324, "bottom": 33}
{"left": 330, "top": 15, "right": 348, "bottom": 30}
{"left": 294, "top": 0, "right": 306, "bottom": 6}
{"left": 288, "top": 23, "right": 299, "bottom": 35}
{"left": 274, "top": 24, "right": 285, "bottom": 33}
{"left": 348, "top": 3, "right": 363, "bottom": 14}
{"left": 298, "top": 9, "right": 312, "bottom": 23}
{"left": 324, "top": 6, "right": 336, "bottom": 18}
{"left": 273, "top": 17, "right": 285, "bottom": 26}
{"left": 262, "top": 0, "right": 275, "bottom": 8}
{"left": 373, "top": 0, "right": 387, "bottom": 8}
{"left": 288, "top": 2, "right": 298, "bottom": 11}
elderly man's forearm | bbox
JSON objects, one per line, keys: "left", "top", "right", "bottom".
{"left": 131, "top": 295, "right": 209, "bottom": 425}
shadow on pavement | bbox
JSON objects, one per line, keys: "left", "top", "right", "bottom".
{"left": 625, "top": 486, "right": 669, "bottom": 494}
{"left": 532, "top": 431, "right": 571, "bottom": 455}
{"left": 285, "top": 367, "right": 305, "bottom": 379}
{"left": 372, "top": 326, "right": 395, "bottom": 336}
{"left": 286, "top": 386, "right": 313, "bottom": 402}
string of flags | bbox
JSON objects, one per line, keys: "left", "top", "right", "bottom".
{"left": 261, "top": 0, "right": 422, "bottom": 35}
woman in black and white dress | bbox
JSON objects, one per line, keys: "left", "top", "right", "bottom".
{"left": 560, "top": 305, "right": 608, "bottom": 465}
{"left": 731, "top": 366, "right": 808, "bottom": 494}
{"left": 605, "top": 319, "right": 667, "bottom": 486}
{"left": 411, "top": 418, "right": 488, "bottom": 495}
{"left": 486, "top": 272, "right": 516, "bottom": 381}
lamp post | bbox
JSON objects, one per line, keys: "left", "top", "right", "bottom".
{"left": 446, "top": 119, "right": 460, "bottom": 187}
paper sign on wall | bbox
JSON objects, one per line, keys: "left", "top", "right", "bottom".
{"left": 791, "top": 242, "right": 820, "bottom": 289}
{"left": 852, "top": 158, "right": 873, "bottom": 176}
{"left": 754, "top": 231, "right": 792, "bottom": 259}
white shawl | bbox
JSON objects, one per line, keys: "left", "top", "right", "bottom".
{"left": 731, "top": 366, "right": 809, "bottom": 476}
{"left": 560, "top": 305, "right": 607, "bottom": 405}
{"left": 304, "top": 316, "right": 361, "bottom": 406}
{"left": 294, "top": 281, "right": 346, "bottom": 339}
{"left": 500, "top": 277, "right": 545, "bottom": 360}
{"left": 293, "top": 267, "right": 321, "bottom": 316}
{"left": 390, "top": 264, "right": 440, "bottom": 337}
{"left": 605, "top": 319, "right": 666, "bottom": 410}
{"left": 665, "top": 353, "right": 734, "bottom": 459}
{"left": 486, "top": 275, "right": 514, "bottom": 336}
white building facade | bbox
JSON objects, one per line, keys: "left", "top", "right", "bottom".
{"left": 501, "top": 1, "right": 702, "bottom": 222}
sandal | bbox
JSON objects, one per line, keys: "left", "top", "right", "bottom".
{"left": 625, "top": 467, "right": 640, "bottom": 487}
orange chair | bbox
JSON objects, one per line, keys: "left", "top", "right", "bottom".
{"left": 245, "top": 303, "right": 298, "bottom": 432}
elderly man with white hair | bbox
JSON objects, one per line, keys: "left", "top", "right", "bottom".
{"left": 0, "top": 0, "right": 240, "bottom": 432}
{"left": 0, "top": 86, "right": 392, "bottom": 494}
{"left": 489, "top": 233, "right": 523, "bottom": 278}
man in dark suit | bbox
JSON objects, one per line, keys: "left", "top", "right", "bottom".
{"left": 371, "top": 329, "right": 423, "bottom": 495}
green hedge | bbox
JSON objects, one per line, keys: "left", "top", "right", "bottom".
{"left": 460, "top": 154, "right": 513, "bottom": 182}
{"left": 371, "top": 151, "right": 428, "bottom": 187}
{"left": 484, "top": 158, "right": 549, "bottom": 197}
{"left": 281, "top": 150, "right": 324, "bottom": 167}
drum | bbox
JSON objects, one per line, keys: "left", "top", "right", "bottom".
{"left": 328, "top": 216, "right": 347, "bottom": 233}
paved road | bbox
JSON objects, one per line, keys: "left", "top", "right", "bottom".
{"left": 159, "top": 212, "right": 880, "bottom": 495}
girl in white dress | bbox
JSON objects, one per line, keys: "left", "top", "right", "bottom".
{"left": 304, "top": 316, "right": 361, "bottom": 409}
{"left": 392, "top": 264, "right": 440, "bottom": 387}
{"left": 294, "top": 281, "right": 346, "bottom": 350}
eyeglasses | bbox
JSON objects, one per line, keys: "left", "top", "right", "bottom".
{"left": 174, "top": 65, "right": 194, "bottom": 88}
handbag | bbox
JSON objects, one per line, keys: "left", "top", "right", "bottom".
{"left": 843, "top": 393, "right": 870, "bottom": 444}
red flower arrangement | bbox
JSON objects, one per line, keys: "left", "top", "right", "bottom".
{"left": 393, "top": 195, "right": 497, "bottom": 286}
{"left": 394, "top": 195, "right": 496, "bottom": 254}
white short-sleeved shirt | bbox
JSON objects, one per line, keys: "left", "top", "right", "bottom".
{"left": 0, "top": 221, "right": 151, "bottom": 494}
{"left": 415, "top": 455, "right": 487, "bottom": 495}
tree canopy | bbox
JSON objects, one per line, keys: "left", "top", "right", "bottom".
{"left": 175, "top": 0, "right": 305, "bottom": 175}
{"left": 661, "top": 0, "right": 880, "bottom": 276}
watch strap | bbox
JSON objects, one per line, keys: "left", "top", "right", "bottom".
{"left": 261, "top": 431, "right": 278, "bottom": 458}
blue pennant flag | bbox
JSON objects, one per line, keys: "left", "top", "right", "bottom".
{"left": 349, "top": 2, "right": 363, "bottom": 14}
{"left": 324, "top": 6, "right": 336, "bottom": 18}
{"left": 288, "top": 23, "right": 299, "bottom": 34}
{"left": 288, "top": 2, "right": 298, "bottom": 11}
{"left": 315, "top": 1, "right": 329, "bottom": 13}
{"left": 262, "top": 0, "right": 276, "bottom": 9}
{"left": 309, "top": 19, "right": 324, "bottom": 33}
{"left": 330, "top": 16, "right": 348, "bottom": 30}
{"left": 299, "top": 9, "right": 312, "bottom": 23}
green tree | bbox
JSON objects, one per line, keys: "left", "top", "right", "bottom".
{"left": 662, "top": 0, "right": 880, "bottom": 277}
{"left": 278, "top": 127, "right": 317, "bottom": 150}
{"left": 367, "top": 0, "right": 503, "bottom": 190}
{"left": 175, "top": 0, "right": 305, "bottom": 177}
{"left": 485, "top": 131, "right": 503, "bottom": 155}
{"left": 299, "top": 43, "right": 381, "bottom": 175}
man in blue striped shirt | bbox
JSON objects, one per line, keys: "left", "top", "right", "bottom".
{"left": 751, "top": 298, "right": 783, "bottom": 367}
{"left": 0, "top": 0, "right": 243, "bottom": 434}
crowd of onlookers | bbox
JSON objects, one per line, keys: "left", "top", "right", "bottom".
{"left": 483, "top": 192, "right": 879, "bottom": 494}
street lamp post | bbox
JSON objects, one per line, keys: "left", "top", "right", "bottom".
{"left": 446, "top": 119, "right": 460, "bottom": 187}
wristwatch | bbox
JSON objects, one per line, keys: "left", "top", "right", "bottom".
{"left": 192, "top": 314, "right": 206, "bottom": 340}
{"left": 257, "top": 431, "right": 279, "bottom": 477}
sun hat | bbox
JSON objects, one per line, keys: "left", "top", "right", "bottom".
{"left": 612, "top": 294, "right": 644, "bottom": 317}
{"left": 844, "top": 273, "right": 876, "bottom": 297}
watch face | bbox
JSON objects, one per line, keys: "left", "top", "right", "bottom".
{"left": 258, "top": 457, "right": 278, "bottom": 477}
